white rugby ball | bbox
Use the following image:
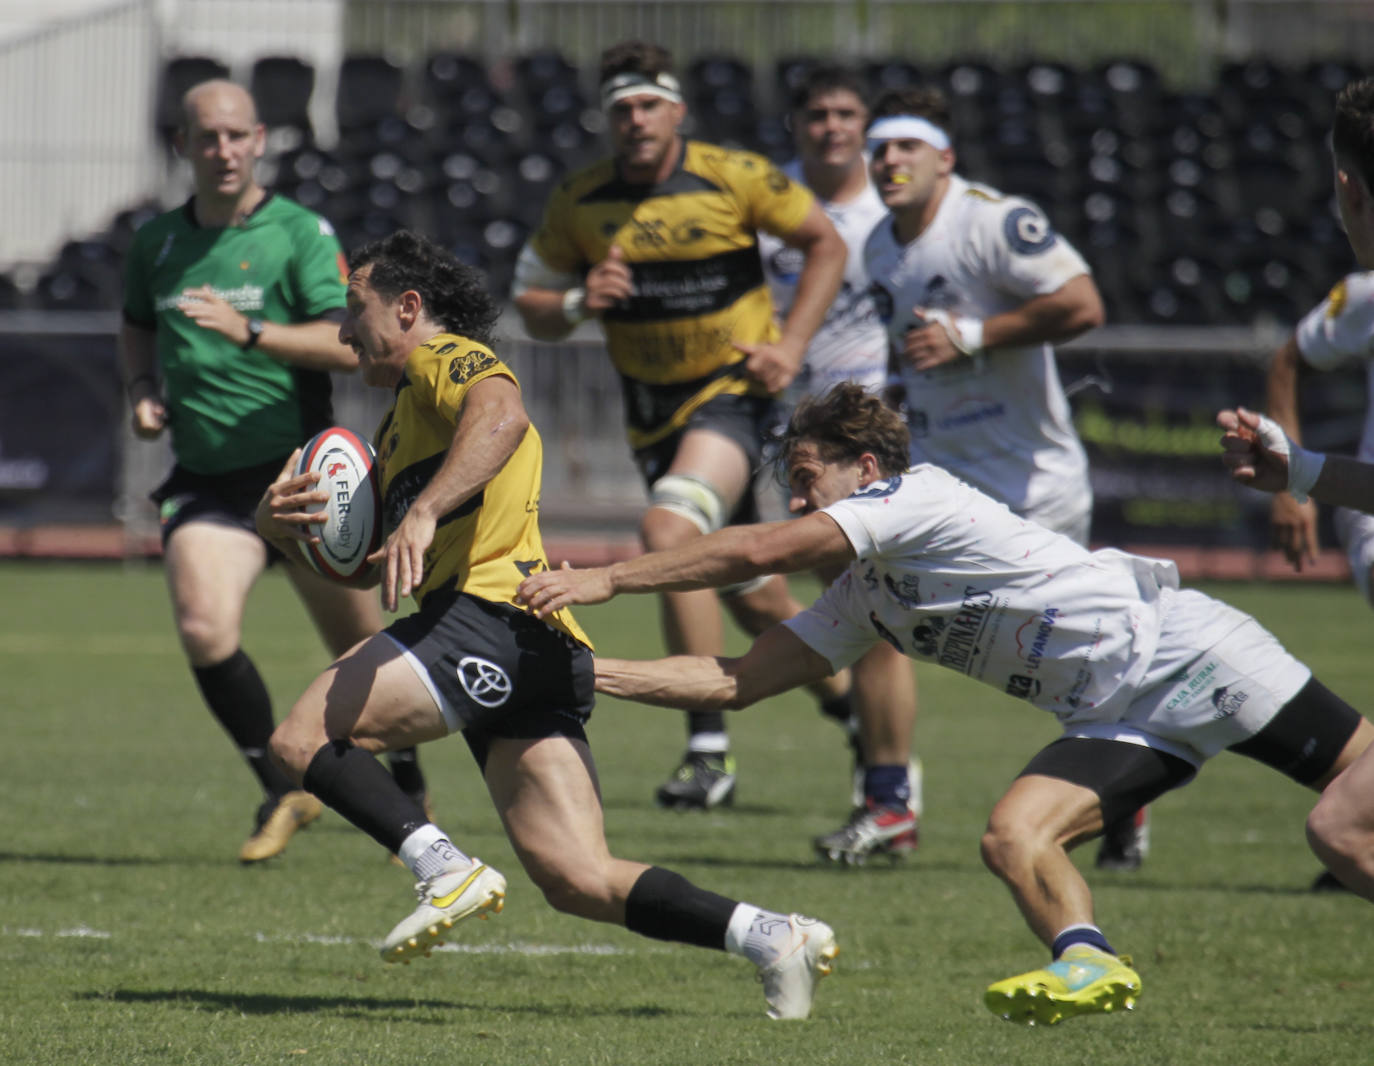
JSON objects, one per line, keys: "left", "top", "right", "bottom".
{"left": 293, "top": 426, "right": 382, "bottom": 580}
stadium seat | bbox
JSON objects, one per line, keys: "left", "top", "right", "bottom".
{"left": 1092, "top": 57, "right": 1163, "bottom": 133}
{"left": 155, "top": 55, "right": 230, "bottom": 145}
{"left": 775, "top": 55, "right": 822, "bottom": 106}
{"left": 1302, "top": 58, "right": 1361, "bottom": 125}
{"left": 1017, "top": 59, "right": 1080, "bottom": 115}
{"left": 509, "top": 152, "right": 566, "bottom": 225}
{"left": 0, "top": 272, "right": 25, "bottom": 311}
{"left": 34, "top": 264, "right": 114, "bottom": 311}
{"left": 250, "top": 56, "right": 315, "bottom": 139}
{"left": 336, "top": 54, "right": 406, "bottom": 134}
{"left": 866, "top": 57, "right": 925, "bottom": 97}
{"left": 104, "top": 202, "right": 162, "bottom": 255}
{"left": 1141, "top": 280, "right": 1217, "bottom": 326}
{"left": 423, "top": 52, "right": 492, "bottom": 112}
{"left": 515, "top": 49, "right": 582, "bottom": 96}
{"left": 686, "top": 54, "right": 758, "bottom": 144}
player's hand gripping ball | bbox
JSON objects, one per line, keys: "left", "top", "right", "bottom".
{"left": 292, "top": 427, "right": 382, "bottom": 580}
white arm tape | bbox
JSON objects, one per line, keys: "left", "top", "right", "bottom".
{"left": 1253, "top": 412, "right": 1325, "bottom": 503}
{"left": 920, "top": 308, "right": 984, "bottom": 356}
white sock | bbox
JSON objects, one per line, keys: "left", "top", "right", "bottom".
{"left": 397, "top": 824, "right": 472, "bottom": 880}
{"left": 724, "top": 904, "right": 794, "bottom": 967}
{"left": 687, "top": 732, "right": 729, "bottom": 755}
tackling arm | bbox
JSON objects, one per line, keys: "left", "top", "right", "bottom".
{"left": 595, "top": 623, "right": 837, "bottom": 711}
{"left": 517, "top": 511, "right": 855, "bottom": 618}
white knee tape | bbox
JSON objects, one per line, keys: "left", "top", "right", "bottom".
{"left": 648, "top": 474, "right": 727, "bottom": 535}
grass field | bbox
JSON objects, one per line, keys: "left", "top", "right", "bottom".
{"left": 3, "top": 560, "right": 1374, "bottom": 1065}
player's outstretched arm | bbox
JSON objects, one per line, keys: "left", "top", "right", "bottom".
{"left": 595, "top": 624, "right": 836, "bottom": 712}
{"left": 1220, "top": 407, "right": 1374, "bottom": 515}
{"left": 517, "top": 513, "right": 854, "bottom": 619}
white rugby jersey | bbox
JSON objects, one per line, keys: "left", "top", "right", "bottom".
{"left": 1295, "top": 271, "right": 1374, "bottom": 461}
{"left": 784, "top": 465, "right": 1178, "bottom": 726}
{"left": 863, "top": 173, "right": 1092, "bottom": 526}
{"left": 759, "top": 159, "right": 890, "bottom": 410}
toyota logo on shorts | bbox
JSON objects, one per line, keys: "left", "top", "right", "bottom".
{"left": 457, "top": 656, "right": 513, "bottom": 708}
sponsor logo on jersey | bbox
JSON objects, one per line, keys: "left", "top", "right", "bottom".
{"left": 938, "top": 586, "right": 996, "bottom": 673}
{"left": 870, "top": 282, "right": 894, "bottom": 322}
{"left": 448, "top": 349, "right": 501, "bottom": 384}
{"left": 911, "top": 616, "right": 945, "bottom": 657}
{"left": 1014, "top": 607, "right": 1059, "bottom": 672}
{"left": 1164, "top": 659, "right": 1219, "bottom": 712}
{"left": 156, "top": 283, "right": 265, "bottom": 313}
{"left": 1325, "top": 278, "right": 1348, "bottom": 318}
{"left": 1210, "top": 684, "right": 1250, "bottom": 721}
{"left": 937, "top": 398, "right": 1006, "bottom": 431}
{"left": 1005, "top": 673, "right": 1041, "bottom": 699}
{"left": 920, "top": 275, "right": 954, "bottom": 309}
{"left": 883, "top": 572, "right": 922, "bottom": 609}
{"left": 457, "top": 656, "right": 513, "bottom": 708}
{"left": 153, "top": 233, "right": 176, "bottom": 267}
{"left": 1002, "top": 205, "right": 1058, "bottom": 256}
{"left": 768, "top": 245, "right": 804, "bottom": 282}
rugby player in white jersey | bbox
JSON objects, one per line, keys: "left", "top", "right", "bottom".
{"left": 1220, "top": 75, "right": 1374, "bottom": 899}
{"left": 859, "top": 87, "right": 1154, "bottom": 871}
{"left": 758, "top": 65, "right": 922, "bottom": 864}
{"left": 518, "top": 382, "right": 1374, "bottom": 1026}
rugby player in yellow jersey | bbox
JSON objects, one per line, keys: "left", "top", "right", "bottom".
{"left": 512, "top": 40, "right": 849, "bottom": 808}
{"left": 253, "top": 230, "right": 838, "bottom": 1020}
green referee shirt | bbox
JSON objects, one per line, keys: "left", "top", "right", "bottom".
{"left": 122, "top": 193, "right": 348, "bottom": 475}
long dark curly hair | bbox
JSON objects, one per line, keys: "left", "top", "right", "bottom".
{"left": 348, "top": 230, "right": 500, "bottom": 346}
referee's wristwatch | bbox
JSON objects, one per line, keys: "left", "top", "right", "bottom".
{"left": 242, "top": 317, "right": 265, "bottom": 349}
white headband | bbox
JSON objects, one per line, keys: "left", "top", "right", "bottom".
{"left": 600, "top": 72, "right": 684, "bottom": 111}
{"left": 865, "top": 115, "right": 951, "bottom": 154}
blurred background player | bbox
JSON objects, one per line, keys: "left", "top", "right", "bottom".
{"left": 511, "top": 40, "right": 848, "bottom": 810}
{"left": 860, "top": 87, "right": 1152, "bottom": 872}
{"left": 757, "top": 64, "right": 922, "bottom": 862}
{"left": 119, "top": 79, "right": 429, "bottom": 862}
{"left": 256, "top": 229, "right": 838, "bottom": 1021}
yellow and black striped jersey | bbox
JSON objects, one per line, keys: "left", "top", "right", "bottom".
{"left": 528, "top": 141, "right": 815, "bottom": 447}
{"left": 373, "top": 333, "right": 590, "bottom": 648}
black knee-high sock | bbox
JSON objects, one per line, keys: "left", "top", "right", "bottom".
{"left": 687, "top": 712, "right": 728, "bottom": 744}
{"left": 624, "top": 866, "right": 736, "bottom": 950}
{"left": 302, "top": 740, "right": 430, "bottom": 853}
{"left": 192, "top": 649, "right": 295, "bottom": 799}
{"left": 387, "top": 747, "right": 426, "bottom": 798}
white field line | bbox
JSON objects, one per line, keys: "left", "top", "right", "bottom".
{"left": 254, "top": 931, "right": 627, "bottom": 956}
{"left": 5, "top": 924, "right": 112, "bottom": 938}
{"left": 4, "top": 925, "right": 625, "bottom": 957}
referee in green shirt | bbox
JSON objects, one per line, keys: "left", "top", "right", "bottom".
{"left": 120, "top": 79, "right": 429, "bottom": 862}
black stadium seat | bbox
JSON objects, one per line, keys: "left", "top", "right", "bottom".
{"left": 250, "top": 56, "right": 316, "bottom": 139}
{"left": 155, "top": 55, "right": 230, "bottom": 145}
{"left": 336, "top": 54, "right": 406, "bottom": 134}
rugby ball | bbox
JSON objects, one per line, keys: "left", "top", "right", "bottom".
{"left": 293, "top": 426, "right": 383, "bottom": 581}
